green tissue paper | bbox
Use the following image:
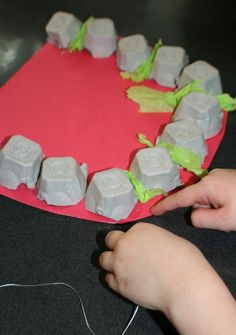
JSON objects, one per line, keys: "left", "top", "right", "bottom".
{"left": 126, "top": 171, "right": 167, "bottom": 203}
{"left": 121, "top": 39, "right": 162, "bottom": 83}
{"left": 127, "top": 80, "right": 236, "bottom": 113}
{"left": 69, "top": 16, "right": 94, "bottom": 52}
{"left": 127, "top": 80, "right": 203, "bottom": 113}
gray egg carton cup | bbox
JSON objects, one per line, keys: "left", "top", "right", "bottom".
{"left": 130, "top": 147, "right": 182, "bottom": 192}
{"left": 85, "top": 168, "right": 137, "bottom": 221}
{"left": 84, "top": 18, "right": 117, "bottom": 58}
{"left": 116, "top": 34, "right": 150, "bottom": 72}
{"left": 177, "top": 60, "right": 222, "bottom": 95}
{"left": 150, "top": 46, "right": 188, "bottom": 88}
{"left": 172, "top": 91, "right": 223, "bottom": 138}
{"left": 37, "top": 157, "right": 87, "bottom": 206}
{"left": 45, "top": 11, "right": 81, "bottom": 49}
{"left": 158, "top": 119, "right": 207, "bottom": 162}
{"left": 0, "top": 135, "right": 44, "bottom": 190}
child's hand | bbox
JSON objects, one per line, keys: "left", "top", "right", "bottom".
{"left": 99, "top": 222, "right": 210, "bottom": 314}
{"left": 99, "top": 222, "right": 236, "bottom": 335}
{"left": 151, "top": 169, "right": 236, "bottom": 231}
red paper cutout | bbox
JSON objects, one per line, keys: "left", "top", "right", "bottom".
{"left": 0, "top": 44, "right": 227, "bottom": 223}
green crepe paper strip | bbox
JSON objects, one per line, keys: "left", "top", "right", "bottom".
{"left": 216, "top": 94, "right": 236, "bottom": 112}
{"left": 127, "top": 80, "right": 204, "bottom": 113}
{"left": 125, "top": 171, "right": 168, "bottom": 203}
{"left": 137, "top": 133, "right": 154, "bottom": 148}
{"left": 69, "top": 16, "right": 94, "bottom": 52}
{"left": 173, "top": 80, "right": 205, "bottom": 103}
{"left": 121, "top": 39, "right": 163, "bottom": 83}
{"left": 136, "top": 133, "right": 207, "bottom": 177}
{"left": 158, "top": 142, "right": 208, "bottom": 178}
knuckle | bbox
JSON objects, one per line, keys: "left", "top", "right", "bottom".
{"left": 99, "top": 252, "right": 106, "bottom": 266}
{"left": 191, "top": 210, "right": 202, "bottom": 227}
{"left": 175, "top": 191, "right": 185, "bottom": 208}
{"left": 210, "top": 168, "right": 220, "bottom": 175}
{"left": 200, "top": 173, "right": 215, "bottom": 190}
{"left": 132, "top": 222, "right": 148, "bottom": 231}
{"left": 117, "top": 280, "right": 128, "bottom": 295}
{"left": 115, "top": 235, "right": 130, "bottom": 254}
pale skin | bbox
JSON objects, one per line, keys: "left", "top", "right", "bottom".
{"left": 152, "top": 168, "right": 236, "bottom": 232}
{"left": 99, "top": 169, "right": 236, "bottom": 334}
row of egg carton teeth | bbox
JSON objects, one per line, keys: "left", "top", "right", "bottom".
{"left": 0, "top": 104, "right": 222, "bottom": 221}
{"left": 45, "top": 11, "right": 222, "bottom": 93}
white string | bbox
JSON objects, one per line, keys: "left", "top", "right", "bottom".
{"left": 121, "top": 304, "right": 139, "bottom": 335}
{"left": 0, "top": 282, "right": 139, "bottom": 335}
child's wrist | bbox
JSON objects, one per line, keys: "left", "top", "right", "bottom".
{"left": 165, "top": 252, "right": 213, "bottom": 324}
{"left": 167, "top": 264, "right": 228, "bottom": 334}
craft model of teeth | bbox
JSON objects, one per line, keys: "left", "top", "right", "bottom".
{"left": 0, "top": 11, "right": 228, "bottom": 222}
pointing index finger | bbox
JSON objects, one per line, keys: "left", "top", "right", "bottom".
{"left": 151, "top": 181, "right": 208, "bottom": 215}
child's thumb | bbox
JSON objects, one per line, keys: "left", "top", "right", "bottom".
{"left": 191, "top": 208, "right": 225, "bottom": 231}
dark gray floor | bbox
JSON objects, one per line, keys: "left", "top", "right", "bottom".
{"left": 0, "top": 1, "right": 236, "bottom": 334}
